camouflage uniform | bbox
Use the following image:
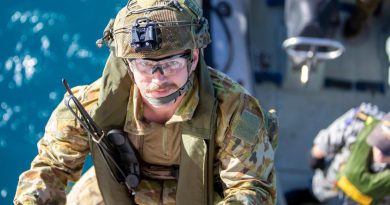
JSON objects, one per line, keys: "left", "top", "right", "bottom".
{"left": 66, "top": 167, "right": 103, "bottom": 205}
{"left": 14, "top": 67, "right": 277, "bottom": 205}
{"left": 311, "top": 103, "right": 390, "bottom": 204}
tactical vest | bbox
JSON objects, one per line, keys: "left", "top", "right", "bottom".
{"left": 90, "top": 52, "right": 218, "bottom": 205}
{"left": 337, "top": 118, "right": 390, "bottom": 205}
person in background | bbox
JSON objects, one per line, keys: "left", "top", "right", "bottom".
{"left": 286, "top": 103, "right": 390, "bottom": 205}
{"left": 310, "top": 103, "right": 390, "bottom": 204}
{"left": 336, "top": 110, "right": 390, "bottom": 204}
{"left": 14, "top": 0, "right": 278, "bottom": 204}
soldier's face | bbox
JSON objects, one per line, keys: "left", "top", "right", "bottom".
{"left": 129, "top": 49, "right": 199, "bottom": 100}
{"left": 372, "top": 146, "right": 390, "bottom": 164}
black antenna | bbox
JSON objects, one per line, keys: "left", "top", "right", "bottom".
{"left": 62, "top": 79, "right": 104, "bottom": 143}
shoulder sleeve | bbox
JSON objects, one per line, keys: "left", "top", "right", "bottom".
{"left": 216, "top": 93, "right": 276, "bottom": 205}
{"left": 14, "top": 80, "right": 100, "bottom": 205}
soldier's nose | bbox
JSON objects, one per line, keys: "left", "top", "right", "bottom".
{"left": 152, "top": 66, "right": 164, "bottom": 76}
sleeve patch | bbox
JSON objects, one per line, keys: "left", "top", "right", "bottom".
{"left": 232, "top": 110, "right": 261, "bottom": 144}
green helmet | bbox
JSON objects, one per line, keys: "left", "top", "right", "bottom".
{"left": 111, "top": 0, "right": 211, "bottom": 59}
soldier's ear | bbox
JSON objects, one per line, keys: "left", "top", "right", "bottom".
{"left": 190, "top": 48, "right": 199, "bottom": 72}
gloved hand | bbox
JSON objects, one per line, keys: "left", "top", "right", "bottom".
{"left": 309, "top": 155, "right": 325, "bottom": 170}
{"left": 96, "top": 18, "right": 115, "bottom": 49}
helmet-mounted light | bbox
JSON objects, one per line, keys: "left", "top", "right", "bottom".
{"left": 98, "top": 0, "right": 211, "bottom": 58}
{"left": 131, "top": 17, "right": 162, "bottom": 52}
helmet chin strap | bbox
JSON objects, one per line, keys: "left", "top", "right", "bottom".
{"left": 144, "top": 74, "right": 193, "bottom": 106}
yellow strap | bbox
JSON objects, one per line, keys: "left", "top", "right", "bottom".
{"left": 337, "top": 176, "right": 373, "bottom": 205}
{"left": 355, "top": 112, "right": 374, "bottom": 126}
{"left": 356, "top": 112, "right": 368, "bottom": 121}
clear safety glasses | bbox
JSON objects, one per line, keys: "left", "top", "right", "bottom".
{"left": 129, "top": 53, "right": 191, "bottom": 77}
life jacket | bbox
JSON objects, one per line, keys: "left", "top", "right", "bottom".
{"left": 89, "top": 51, "right": 218, "bottom": 205}
{"left": 337, "top": 117, "right": 390, "bottom": 205}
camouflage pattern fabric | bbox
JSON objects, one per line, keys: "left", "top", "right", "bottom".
{"left": 66, "top": 167, "right": 103, "bottom": 205}
{"left": 112, "top": 0, "right": 211, "bottom": 59}
{"left": 14, "top": 67, "right": 276, "bottom": 205}
{"left": 66, "top": 166, "right": 177, "bottom": 205}
{"left": 311, "top": 103, "right": 387, "bottom": 203}
{"left": 14, "top": 81, "right": 100, "bottom": 205}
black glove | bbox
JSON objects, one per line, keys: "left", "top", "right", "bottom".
{"left": 309, "top": 155, "right": 325, "bottom": 170}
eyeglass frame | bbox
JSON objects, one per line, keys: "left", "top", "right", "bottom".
{"left": 128, "top": 52, "right": 192, "bottom": 77}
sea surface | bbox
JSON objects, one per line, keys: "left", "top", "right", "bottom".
{"left": 0, "top": 0, "right": 127, "bottom": 204}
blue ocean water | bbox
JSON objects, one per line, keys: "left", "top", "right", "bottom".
{"left": 0, "top": 0, "right": 127, "bottom": 204}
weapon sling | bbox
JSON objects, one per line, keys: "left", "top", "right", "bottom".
{"left": 62, "top": 79, "right": 141, "bottom": 195}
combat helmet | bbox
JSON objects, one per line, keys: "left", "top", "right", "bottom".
{"left": 104, "top": 0, "right": 211, "bottom": 58}
{"left": 96, "top": 0, "right": 211, "bottom": 106}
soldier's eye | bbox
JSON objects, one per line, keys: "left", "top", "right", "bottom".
{"left": 139, "top": 61, "right": 154, "bottom": 67}
{"left": 166, "top": 61, "right": 178, "bottom": 66}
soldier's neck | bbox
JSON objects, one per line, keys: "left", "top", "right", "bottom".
{"left": 142, "top": 95, "right": 184, "bottom": 124}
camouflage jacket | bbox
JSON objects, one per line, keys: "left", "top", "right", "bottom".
{"left": 14, "top": 67, "right": 276, "bottom": 205}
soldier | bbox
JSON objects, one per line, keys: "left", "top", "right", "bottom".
{"left": 287, "top": 103, "right": 390, "bottom": 205}
{"left": 14, "top": 0, "right": 278, "bottom": 205}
